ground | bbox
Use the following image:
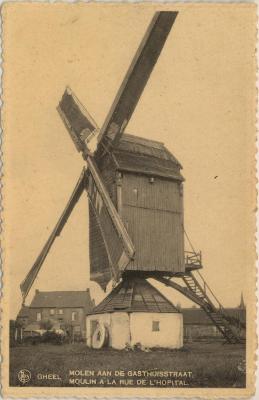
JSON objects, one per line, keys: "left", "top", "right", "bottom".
{"left": 10, "top": 341, "right": 246, "bottom": 388}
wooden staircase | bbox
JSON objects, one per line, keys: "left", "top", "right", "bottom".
{"left": 182, "top": 273, "right": 243, "bottom": 344}
{"left": 155, "top": 271, "right": 245, "bottom": 344}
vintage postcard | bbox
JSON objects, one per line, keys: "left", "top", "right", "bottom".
{"left": 1, "top": 2, "right": 257, "bottom": 398}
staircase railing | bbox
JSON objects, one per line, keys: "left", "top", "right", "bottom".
{"left": 190, "top": 270, "right": 246, "bottom": 329}
{"left": 194, "top": 270, "right": 223, "bottom": 310}
{"left": 185, "top": 251, "right": 202, "bottom": 268}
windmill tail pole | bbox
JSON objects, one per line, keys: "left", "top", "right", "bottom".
{"left": 155, "top": 274, "right": 243, "bottom": 344}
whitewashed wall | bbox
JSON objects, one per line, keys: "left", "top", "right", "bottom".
{"left": 110, "top": 312, "right": 130, "bottom": 349}
{"left": 130, "top": 312, "right": 183, "bottom": 349}
{"left": 86, "top": 312, "right": 183, "bottom": 349}
{"left": 86, "top": 312, "right": 130, "bottom": 350}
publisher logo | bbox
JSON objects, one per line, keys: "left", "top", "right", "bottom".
{"left": 18, "top": 369, "right": 31, "bottom": 384}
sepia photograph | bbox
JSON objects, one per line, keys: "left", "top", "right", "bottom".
{"left": 2, "top": 3, "right": 256, "bottom": 397}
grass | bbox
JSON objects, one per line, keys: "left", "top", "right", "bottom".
{"left": 10, "top": 341, "right": 246, "bottom": 388}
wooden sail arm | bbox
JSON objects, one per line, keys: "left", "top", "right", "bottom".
{"left": 97, "top": 11, "right": 178, "bottom": 149}
{"left": 86, "top": 156, "right": 135, "bottom": 260}
{"left": 20, "top": 168, "right": 87, "bottom": 302}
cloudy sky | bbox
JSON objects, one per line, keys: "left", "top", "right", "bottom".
{"left": 3, "top": 3, "right": 255, "bottom": 318}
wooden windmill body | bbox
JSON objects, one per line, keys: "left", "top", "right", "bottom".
{"left": 90, "top": 132, "right": 185, "bottom": 289}
{"left": 20, "top": 11, "right": 244, "bottom": 346}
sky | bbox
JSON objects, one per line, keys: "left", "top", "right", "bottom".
{"left": 3, "top": 3, "right": 256, "bottom": 318}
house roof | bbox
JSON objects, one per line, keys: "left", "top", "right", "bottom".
{"left": 182, "top": 308, "right": 212, "bottom": 325}
{"left": 89, "top": 278, "right": 179, "bottom": 314}
{"left": 100, "top": 133, "right": 184, "bottom": 181}
{"left": 182, "top": 308, "right": 246, "bottom": 325}
{"left": 30, "top": 289, "right": 94, "bottom": 311}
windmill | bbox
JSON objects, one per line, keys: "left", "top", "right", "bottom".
{"left": 20, "top": 11, "right": 244, "bottom": 345}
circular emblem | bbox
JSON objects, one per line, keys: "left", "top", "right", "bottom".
{"left": 18, "top": 369, "right": 31, "bottom": 384}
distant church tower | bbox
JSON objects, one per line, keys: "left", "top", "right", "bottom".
{"left": 239, "top": 292, "right": 245, "bottom": 309}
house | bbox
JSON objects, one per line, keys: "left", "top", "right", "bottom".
{"left": 182, "top": 303, "right": 246, "bottom": 340}
{"left": 17, "top": 289, "right": 95, "bottom": 339}
{"left": 86, "top": 277, "right": 183, "bottom": 350}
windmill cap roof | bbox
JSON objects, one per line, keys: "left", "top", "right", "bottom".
{"left": 110, "top": 133, "right": 181, "bottom": 165}
{"left": 105, "top": 133, "right": 184, "bottom": 181}
{"left": 88, "top": 278, "right": 179, "bottom": 315}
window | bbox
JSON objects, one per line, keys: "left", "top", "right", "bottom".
{"left": 36, "top": 312, "right": 41, "bottom": 321}
{"left": 58, "top": 309, "right": 63, "bottom": 315}
{"left": 132, "top": 188, "right": 138, "bottom": 202}
{"left": 50, "top": 309, "right": 55, "bottom": 315}
{"left": 72, "top": 311, "right": 77, "bottom": 321}
{"left": 152, "top": 321, "right": 160, "bottom": 332}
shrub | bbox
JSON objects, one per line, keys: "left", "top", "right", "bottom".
{"left": 42, "top": 331, "right": 64, "bottom": 345}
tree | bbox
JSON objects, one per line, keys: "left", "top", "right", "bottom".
{"left": 40, "top": 320, "right": 53, "bottom": 331}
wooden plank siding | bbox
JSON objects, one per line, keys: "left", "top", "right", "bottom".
{"left": 121, "top": 173, "right": 184, "bottom": 273}
{"left": 121, "top": 174, "right": 181, "bottom": 212}
{"left": 90, "top": 139, "right": 185, "bottom": 284}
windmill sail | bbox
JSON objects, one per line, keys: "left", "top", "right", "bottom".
{"left": 88, "top": 202, "right": 111, "bottom": 291}
{"left": 20, "top": 169, "right": 86, "bottom": 301}
{"left": 57, "top": 86, "right": 135, "bottom": 287}
{"left": 58, "top": 87, "right": 99, "bottom": 152}
{"left": 97, "top": 11, "right": 178, "bottom": 148}
{"left": 86, "top": 156, "right": 135, "bottom": 286}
